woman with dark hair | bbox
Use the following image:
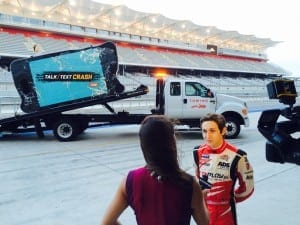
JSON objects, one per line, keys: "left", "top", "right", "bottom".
{"left": 101, "top": 115, "right": 209, "bottom": 225}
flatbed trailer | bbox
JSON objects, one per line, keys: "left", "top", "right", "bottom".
{"left": 0, "top": 84, "right": 149, "bottom": 141}
{"left": 0, "top": 41, "right": 153, "bottom": 141}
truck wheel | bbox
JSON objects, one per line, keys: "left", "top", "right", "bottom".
{"left": 53, "top": 119, "right": 79, "bottom": 142}
{"left": 225, "top": 117, "right": 240, "bottom": 139}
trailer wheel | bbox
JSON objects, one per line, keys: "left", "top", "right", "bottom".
{"left": 53, "top": 119, "right": 79, "bottom": 142}
{"left": 225, "top": 117, "right": 240, "bottom": 139}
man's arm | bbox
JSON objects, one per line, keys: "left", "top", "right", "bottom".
{"left": 235, "top": 154, "right": 254, "bottom": 202}
{"left": 193, "top": 149, "right": 200, "bottom": 179}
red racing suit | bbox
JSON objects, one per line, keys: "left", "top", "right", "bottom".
{"left": 193, "top": 140, "right": 254, "bottom": 225}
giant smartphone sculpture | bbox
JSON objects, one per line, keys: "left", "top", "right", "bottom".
{"left": 10, "top": 42, "right": 124, "bottom": 113}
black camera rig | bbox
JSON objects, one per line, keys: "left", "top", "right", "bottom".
{"left": 257, "top": 79, "right": 300, "bottom": 165}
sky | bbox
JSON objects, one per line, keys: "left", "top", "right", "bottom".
{"left": 94, "top": 0, "right": 300, "bottom": 76}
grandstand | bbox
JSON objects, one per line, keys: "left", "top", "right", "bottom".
{"left": 0, "top": 0, "right": 296, "bottom": 114}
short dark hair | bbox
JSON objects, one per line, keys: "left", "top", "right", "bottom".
{"left": 200, "top": 113, "right": 226, "bottom": 132}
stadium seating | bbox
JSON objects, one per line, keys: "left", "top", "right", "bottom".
{"left": 0, "top": 30, "right": 286, "bottom": 75}
{"left": 0, "top": 32, "right": 33, "bottom": 56}
{"left": 0, "top": 70, "right": 21, "bottom": 116}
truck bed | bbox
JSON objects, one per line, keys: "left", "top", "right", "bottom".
{"left": 0, "top": 85, "right": 148, "bottom": 131}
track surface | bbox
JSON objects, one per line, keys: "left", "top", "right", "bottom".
{"left": 0, "top": 102, "right": 299, "bottom": 225}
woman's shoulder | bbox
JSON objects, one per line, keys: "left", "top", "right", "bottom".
{"left": 127, "top": 167, "right": 149, "bottom": 182}
{"left": 128, "top": 166, "right": 147, "bottom": 175}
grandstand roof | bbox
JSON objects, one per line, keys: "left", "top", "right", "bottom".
{"left": 0, "top": 0, "right": 280, "bottom": 53}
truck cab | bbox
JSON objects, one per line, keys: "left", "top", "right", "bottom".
{"left": 159, "top": 78, "right": 249, "bottom": 138}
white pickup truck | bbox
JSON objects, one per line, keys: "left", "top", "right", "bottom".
{"left": 151, "top": 77, "right": 249, "bottom": 138}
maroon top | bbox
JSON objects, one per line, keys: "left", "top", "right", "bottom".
{"left": 126, "top": 167, "right": 193, "bottom": 225}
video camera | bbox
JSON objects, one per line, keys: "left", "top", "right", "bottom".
{"left": 257, "top": 79, "right": 300, "bottom": 165}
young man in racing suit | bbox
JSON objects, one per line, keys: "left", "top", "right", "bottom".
{"left": 193, "top": 113, "right": 254, "bottom": 225}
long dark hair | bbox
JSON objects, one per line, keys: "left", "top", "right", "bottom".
{"left": 139, "top": 115, "right": 192, "bottom": 188}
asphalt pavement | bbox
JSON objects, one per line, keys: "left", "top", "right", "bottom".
{"left": 0, "top": 106, "right": 299, "bottom": 225}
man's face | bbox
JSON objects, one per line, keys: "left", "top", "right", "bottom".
{"left": 201, "top": 120, "right": 226, "bottom": 149}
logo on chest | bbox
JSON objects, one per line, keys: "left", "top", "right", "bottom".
{"left": 217, "top": 161, "right": 230, "bottom": 169}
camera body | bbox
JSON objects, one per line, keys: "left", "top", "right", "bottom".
{"left": 258, "top": 79, "right": 300, "bottom": 165}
